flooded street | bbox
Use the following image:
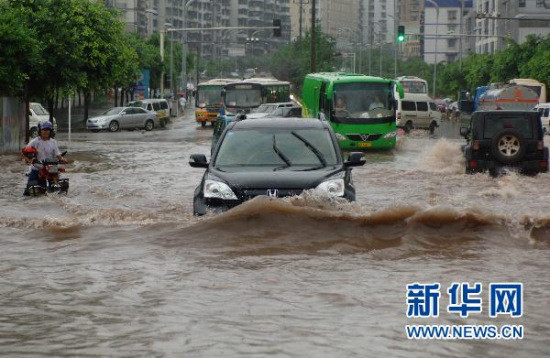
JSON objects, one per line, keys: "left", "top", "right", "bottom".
{"left": 0, "top": 111, "right": 549, "bottom": 357}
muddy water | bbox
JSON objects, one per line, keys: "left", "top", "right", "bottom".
{"left": 0, "top": 116, "right": 548, "bottom": 357}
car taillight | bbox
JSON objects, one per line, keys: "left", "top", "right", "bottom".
{"left": 473, "top": 140, "right": 480, "bottom": 151}
{"left": 469, "top": 160, "right": 478, "bottom": 168}
{"left": 539, "top": 161, "right": 547, "bottom": 170}
{"left": 537, "top": 141, "right": 544, "bottom": 150}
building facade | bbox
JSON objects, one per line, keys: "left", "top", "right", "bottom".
{"left": 474, "top": 0, "right": 550, "bottom": 54}
{"left": 423, "top": 0, "right": 473, "bottom": 64}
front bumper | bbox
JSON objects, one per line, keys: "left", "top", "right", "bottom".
{"left": 338, "top": 137, "right": 396, "bottom": 151}
{"left": 87, "top": 122, "right": 109, "bottom": 130}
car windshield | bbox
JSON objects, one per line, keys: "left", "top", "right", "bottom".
{"left": 483, "top": 115, "right": 534, "bottom": 139}
{"left": 225, "top": 87, "right": 262, "bottom": 108}
{"left": 332, "top": 82, "right": 395, "bottom": 123}
{"left": 198, "top": 86, "right": 223, "bottom": 107}
{"left": 103, "top": 107, "right": 124, "bottom": 115}
{"left": 214, "top": 128, "right": 338, "bottom": 168}
{"left": 30, "top": 104, "right": 49, "bottom": 115}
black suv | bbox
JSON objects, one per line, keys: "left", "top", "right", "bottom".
{"left": 189, "top": 117, "right": 365, "bottom": 215}
{"left": 460, "top": 110, "right": 548, "bottom": 175}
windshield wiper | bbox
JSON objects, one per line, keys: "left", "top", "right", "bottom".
{"left": 291, "top": 131, "right": 327, "bottom": 167}
{"left": 273, "top": 135, "right": 292, "bottom": 171}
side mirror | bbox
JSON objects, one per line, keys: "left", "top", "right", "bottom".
{"left": 189, "top": 154, "right": 209, "bottom": 168}
{"left": 460, "top": 127, "right": 470, "bottom": 138}
{"left": 344, "top": 152, "right": 366, "bottom": 167}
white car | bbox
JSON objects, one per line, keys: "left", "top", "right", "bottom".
{"left": 396, "top": 93, "right": 441, "bottom": 134}
{"left": 247, "top": 102, "right": 300, "bottom": 119}
{"left": 535, "top": 103, "right": 550, "bottom": 135}
{"left": 87, "top": 107, "right": 157, "bottom": 132}
{"left": 29, "top": 103, "right": 57, "bottom": 137}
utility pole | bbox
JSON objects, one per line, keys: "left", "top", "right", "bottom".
{"left": 310, "top": 0, "right": 316, "bottom": 72}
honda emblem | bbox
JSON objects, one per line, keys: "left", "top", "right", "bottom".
{"left": 266, "top": 189, "right": 278, "bottom": 197}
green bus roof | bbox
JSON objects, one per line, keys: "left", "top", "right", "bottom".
{"left": 305, "top": 72, "right": 394, "bottom": 84}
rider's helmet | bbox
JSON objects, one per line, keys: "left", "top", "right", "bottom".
{"left": 38, "top": 120, "right": 53, "bottom": 131}
{"left": 22, "top": 146, "right": 38, "bottom": 159}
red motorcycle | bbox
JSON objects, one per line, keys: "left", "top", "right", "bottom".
{"left": 23, "top": 147, "right": 69, "bottom": 196}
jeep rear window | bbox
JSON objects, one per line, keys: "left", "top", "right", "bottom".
{"left": 483, "top": 115, "right": 533, "bottom": 139}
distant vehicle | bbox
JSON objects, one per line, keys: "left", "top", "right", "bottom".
{"left": 243, "top": 77, "right": 292, "bottom": 104}
{"left": 534, "top": 103, "right": 550, "bottom": 134}
{"left": 478, "top": 85, "right": 539, "bottom": 111}
{"left": 509, "top": 78, "right": 546, "bottom": 103}
{"left": 87, "top": 107, "right": 157, "bottom": 132}
{"left": 302, "top": 72, "right": 404, "bottom": 151}
{"left": 29, "top": 103, "right": 57, "bottom": 138}
{"left": 127, "top": 99, "right": 170, "bottom": 128}
{"left": 247, "top": 102, "right": 301, "bottom": 119}
{"left": 396, "top": 76, "right": 429, "bottom": 94}
{"left": 460, "top": 110, "right": 548, "bottom": 176}
{"left": 396, "top": 93, "right": 441, "bottom": 134}
{"left": 189, "top": 117, "right": 366, "bottom": 215}
{"left": 195, "top": 78, "right": 234, "bottom": 127}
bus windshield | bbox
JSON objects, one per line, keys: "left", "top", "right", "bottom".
{"left": 399, "top": 80, "right": 428, "bottom": 94}
{"left": 225, "top": 86, "right": 262, "bottom": 108}
{"left": 197, "top": 86, "right": 223, "bottom": 108}
{"left": 332, "top": 82, "right": 395, "bottom": 123}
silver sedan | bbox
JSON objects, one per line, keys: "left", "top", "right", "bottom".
{"left": 87, "top": 107, "right": 158, "bottom": 132}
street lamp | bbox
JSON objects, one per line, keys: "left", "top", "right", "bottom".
{"left": 160, "top": 22, "right": 173, "bottom": 99}
{"left": 426, "top": 0, "right": 439, "bottom": 98}
{"left": 182, "top": 0, "right": 197, "bottom": 96}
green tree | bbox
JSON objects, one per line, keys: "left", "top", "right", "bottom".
{"left": 0, "top": 1, "right": 42, "bottom": 96}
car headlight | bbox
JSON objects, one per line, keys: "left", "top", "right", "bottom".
{"left": 384, "top": 131, "right": 397, "bottom": 139}
{"left": 204, "top": 179, "right": 238, "bottom": 200}
{"left": 316, "top": 178, "right": 345, "bottom": 197}
{"left": 335, "top": 133, "right": 347, "bottom": 141}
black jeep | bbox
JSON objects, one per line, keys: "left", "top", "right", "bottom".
{"left": 460, "top": 110, "right": 548, "bottom": 175}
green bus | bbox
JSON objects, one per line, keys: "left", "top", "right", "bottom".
{"left": 302, "top": 73, "right": 403, "bottom": 150}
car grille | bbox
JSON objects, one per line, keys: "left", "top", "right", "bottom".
{"left": 347, "top": 134, "right": 382, "bottom": 142}
{"left": 241, "top": 189, "right": 304, "bottom": 199}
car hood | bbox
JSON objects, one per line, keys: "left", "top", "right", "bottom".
{"left": 88, "top": 115, "right": 118, "bottom": 122}
{"left": 209, "top": 166, "right": 342, "bottom": 190}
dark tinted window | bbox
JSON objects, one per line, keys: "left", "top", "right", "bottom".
{"left": 134, "top": 107, "right": 147, "bottom": 114}
{"left": 545, "top": 108, "right": 550, "bottom": 117}
{"left": 402, "top": 101, "right": 416, "bottom": 111}
{"left": 429, "top": 102, "right": 437, "bottom": 110}
{"left": 153, "top": 103, "right": 161, "bottom": 111}
{"left": 416, "top": 102, "right": 428, "bottom": 111}
{"left": 483, "top": 115, "right": 534, "bottom": 139}
{"left": 159, "top": 101, "right": 168, "bottom": 110}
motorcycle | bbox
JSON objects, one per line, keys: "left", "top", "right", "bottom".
{"left": 26, "top": 151, "right": 69, "bottom": 196}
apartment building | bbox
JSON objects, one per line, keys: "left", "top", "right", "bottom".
{"left": 423, "top": 0, "right": 473, "bottom": 64}
{"left": 475, "top": 0, "right": 550, "bottom": 54}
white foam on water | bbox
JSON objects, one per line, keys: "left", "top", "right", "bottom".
{"left": 417, "top": 138, "right": 465, "bottom": 174}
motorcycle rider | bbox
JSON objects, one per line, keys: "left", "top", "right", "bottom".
{"left": 23, "top": 120, "right": 66, "bottom": 196}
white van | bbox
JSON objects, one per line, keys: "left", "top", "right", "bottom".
{"left": 535, "top": 103, "right": 550, "bottom": 134}
{"left": 128, "top": 99, "right": 169, "bottom": 127}
{"left": 396, "top": 93, "right": 441, "bottom": 134}
{"left": 29, "top": 102, "right": 57, "bottom": 138}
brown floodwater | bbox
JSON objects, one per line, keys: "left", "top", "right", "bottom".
{"left": 0, "top": 115, "right": 548, "bottom": 357}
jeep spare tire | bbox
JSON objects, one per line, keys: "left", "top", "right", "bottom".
{"left": 491, "top": 129, "right": 526, "bottom": 164}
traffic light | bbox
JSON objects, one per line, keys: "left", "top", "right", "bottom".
{"left": 397, "top": 25, "right": 406, "bottom": 42}
{"left": 273, "top": 19, "right": 281, "bottom": 37}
